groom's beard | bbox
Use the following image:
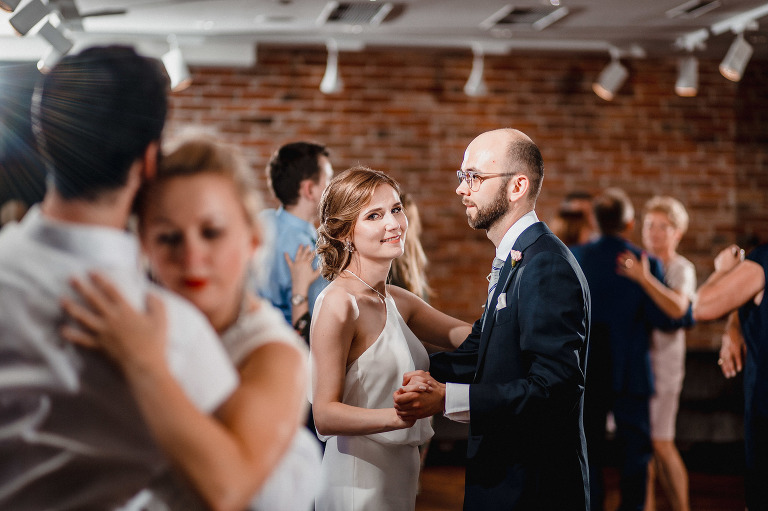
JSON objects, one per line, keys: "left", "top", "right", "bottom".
{"left": 468, "top": 182, "right": 510, "bottom": 231}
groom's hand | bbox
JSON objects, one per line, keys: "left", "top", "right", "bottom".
{"left": 394, "top": 370, "right": 445, "bottom": 421}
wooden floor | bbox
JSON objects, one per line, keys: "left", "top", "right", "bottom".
{"left": 416, "top": 465, "right": 746, "bottom": 511}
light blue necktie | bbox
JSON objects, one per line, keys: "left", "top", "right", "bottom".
{"left": 487, "top": 256, "right": 505, "bottom": 301}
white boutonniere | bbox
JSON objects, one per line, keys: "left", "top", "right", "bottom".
{"left": 510, "top": 250, "right": 523, "bottom": 268}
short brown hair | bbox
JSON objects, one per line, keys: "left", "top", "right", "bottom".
{"left": 267, "top": 141, "right": 329, "bottom": 206}
{"left": 34, "top": 45, "right": 168, "bottom": 200}
{"left": 593, "top": 187, "right": 634, "bottom": 236}
{"left": 507, "top": 136, "right": 544, "bottom": 206}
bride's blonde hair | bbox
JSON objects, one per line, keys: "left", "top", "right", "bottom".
{"left": 317, "top": 165, "right": 401, "bottom": 281}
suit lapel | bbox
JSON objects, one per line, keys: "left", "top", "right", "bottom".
{"left": 474, "top": 222, "right": 549, "bottom": 380}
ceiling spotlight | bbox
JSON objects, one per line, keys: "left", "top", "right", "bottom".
{"left": 719, "top": 32, "right": 753, "bottom": 82}
{"left": 0, "top": 0, "right": 22, "bottom": 13}
{"left": 9, "top": 0, "right": 50, "bottom": 36}
{"left": 162, "top": 39, "right": 192, "bottom": 92}
{"left": 593, "top": 57, "right": 628, "bottom": 101}
{"left": 37, "top": 21, "right": 74, "bottom": 55}
{"left": 320, "top": 40, "right": 343, "bottom": 94}
{"left": 675, "top": 55, "right": 699, "bottom": 97}
{"left": 464, "top": 45, "right": 488, "bottom": 97}
{"left": 37, "top": 47, "right": 63, "bottom": 74}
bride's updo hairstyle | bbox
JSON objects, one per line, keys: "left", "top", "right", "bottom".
{"left": 317, "top": 165, "right": 401, "bottom": 281}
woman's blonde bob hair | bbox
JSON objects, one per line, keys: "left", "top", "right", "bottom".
{"left": 643, "top": 195, "right": 689, "bottom": 235}
{"left": 316, "top": 165, "right": 401, "bottom": 281}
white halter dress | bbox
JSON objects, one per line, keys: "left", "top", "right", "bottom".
{"left": 312, "top": 294, "right": 433, "bottom": 511}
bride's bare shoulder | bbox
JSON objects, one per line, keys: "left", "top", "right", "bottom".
{"left": 386, "top": 285, "right": 422, "bottom": 319}
{"left": 315, "top": 282, "right": 360, "bottom": 322}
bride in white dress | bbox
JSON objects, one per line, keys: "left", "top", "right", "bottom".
{"left": 310, "top": 166, "right": 471, "bottom": 511}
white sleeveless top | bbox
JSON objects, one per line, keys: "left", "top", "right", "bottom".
{"left": 311, "top": 294, "right": 434, "bottom": 446}
{"left": 220, "top": 299, "right": 307, "bottom": 365}
{"left": 222, "top": 299, "right": 320, "bottom": 511}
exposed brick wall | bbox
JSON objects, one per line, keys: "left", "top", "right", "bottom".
{"left": 166, "top": 45, "right": 768, "bottom": 350}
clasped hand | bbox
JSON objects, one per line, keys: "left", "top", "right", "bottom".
{"left": 393, "top": 370, "right": 445, "bottom": 422}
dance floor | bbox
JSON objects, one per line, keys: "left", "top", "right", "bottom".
{"left": 416, "top": 442, "right": 746, "bottom": 511}
{"left": 416, "top": 466, "right": 745, "bottom": 511}
{"left": 416, "top": 466, "right": 744, "bottom": 511}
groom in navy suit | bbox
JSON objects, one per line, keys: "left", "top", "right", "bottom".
{"left": 395, "top": 128, "right": 591, "bottom": 510}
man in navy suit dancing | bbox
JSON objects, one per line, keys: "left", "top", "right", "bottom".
{"left": 571, "top": 188, "right": 691, "bottom": 511}
{"left": 395, "top": 128, "right": 591, "bottom": 510}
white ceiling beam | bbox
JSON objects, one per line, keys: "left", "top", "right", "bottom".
{"left": 711, "top": 2, "right": 768, "bottom": 35}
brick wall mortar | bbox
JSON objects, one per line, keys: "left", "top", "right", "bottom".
{"left": 165, "top": 46, "right": 767, "bottom": 349}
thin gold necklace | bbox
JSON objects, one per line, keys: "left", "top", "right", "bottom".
{"left": 344, "top": 269, "right": 386, "bottom": 302}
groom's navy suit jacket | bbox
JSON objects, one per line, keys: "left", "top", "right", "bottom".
{"left": 430, "top": 222, "right": 591, "bottom": 511}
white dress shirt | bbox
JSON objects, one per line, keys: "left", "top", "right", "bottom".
{"left": 0, "top": 207, "right": 238, "bottom": 510}
{"left": 444, "top": 210, "right": 539, "bottom": 422}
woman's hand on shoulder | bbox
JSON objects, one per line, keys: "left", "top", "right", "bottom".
{"left": 285, "top": 244, "right": 321, "bottom": 296}
{"left": 60, "top": 271, "right": 168, "bottom": 375}
{"left": 616, "top": 250, "right": 649, "bottom": 283}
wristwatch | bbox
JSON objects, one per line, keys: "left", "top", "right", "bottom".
{"left": 291, "top": 293, "right": 307, "bottom": 306}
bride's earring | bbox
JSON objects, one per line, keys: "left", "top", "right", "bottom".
{"left": 344, "top": 239, "right": 355, "bottom": 252}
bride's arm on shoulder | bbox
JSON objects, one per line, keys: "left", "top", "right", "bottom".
{"left": 310, "top": 287, "right": 415, "bottom": 436}
{"left": 388, "top": 286, "right": 470, "bottom": 350}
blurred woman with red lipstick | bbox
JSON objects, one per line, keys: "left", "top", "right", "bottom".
{"left": 309, "top": 166, "right": 470, "bottom": 511}
{"left": 60, "top": 138, "right": 320, "bottom": 511}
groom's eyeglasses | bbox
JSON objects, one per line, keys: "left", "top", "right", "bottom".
{"left": 456, "top": 170, "right": 518, "bottom": 192}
